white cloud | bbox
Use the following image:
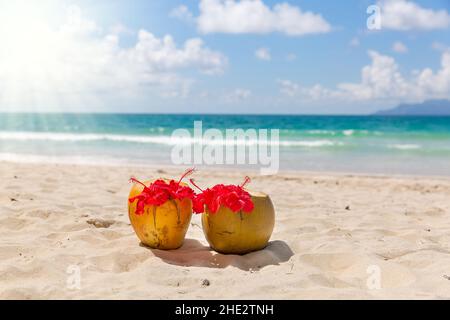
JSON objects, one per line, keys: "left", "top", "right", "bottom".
{"left": 278, "top": 79, "right": 299, "bottom": 97}
{"left": 337, "top": 51, "right": 411, "bottom": 100}
{"left": 415, "top": 51, "right": 450, "bottom": 97}
{"left": 379, "top": 0, "right": 450, "bottom": 30}
{"left": 255, "top": 47, "right": 271, "bottom": 61}
{"left": 197, "top": 0, "right": 331, "bottom": 36}
{"left": 131, "top": 31, "right": 227, "bottom": 75}
{"left": 0, "top": 5, "right": 227, "bottom": 110}
{"left": 278, "top": 80, "right": 335, "bottom": 100}
{"left": 61, "top": 5, "right": 101, "bottom": 35}
{"left": 392, "top": 41, "right": 408, "bottom": 53}
{"left": 279, "top": 50, "right": 450, "bottom": 103}
{"left": 170, "top": 5, "right": 194, "bottom": 23}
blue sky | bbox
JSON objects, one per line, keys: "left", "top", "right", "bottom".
{"left": 0, "top": 0, "right": 449, "bottom": 114}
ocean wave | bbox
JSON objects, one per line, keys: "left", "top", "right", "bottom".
{"left": 0, "top": 131, "right": 176, "bottom": 144}
{"left": 0, "top": 131, "right": 343, "bottom": 148}
{"left": 299, "top": 129, "right": 373, "bottom": 137}
{"left": 281, "top": 140, "right": 340, "bottom": 147}
{"left": 387, "top": 144, "right": 422, "bottom": 150}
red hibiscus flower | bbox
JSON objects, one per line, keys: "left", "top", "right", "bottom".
{"left": 129, "top": 168, "right": 195, "bottom": 215}
{"left": 190, "top": 176, "right": 254, "bottom": 214}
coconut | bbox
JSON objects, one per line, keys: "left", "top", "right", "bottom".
{"left": 191, "top": 177, "right": 275, "bottom": 255}
{"left": 201, "top": 191, "right": 274, "bottom": 254}
{"left": 128, "top": 170, "right": 194, "bottom": 250}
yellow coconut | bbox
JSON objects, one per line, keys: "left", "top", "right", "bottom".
{"left": 128, "top": 180, "right": 192, "bottom": 249}
{"left": 201, "top": 191, "right": 275, "bottom": 254}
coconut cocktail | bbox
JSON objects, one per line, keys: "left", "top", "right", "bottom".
{"left": 128, "top": 169, "right": 195, "bottom": 250}
{"left": 192, "top": 177, "right": 275, "bottom": 255}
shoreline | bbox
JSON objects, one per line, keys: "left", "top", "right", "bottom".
{"left": 2, "top": 159, "right": 450, "bottom": 182}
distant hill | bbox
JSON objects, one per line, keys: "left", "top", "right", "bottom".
{"left": 374, "top": 99, "right": 450, "bottom": 116}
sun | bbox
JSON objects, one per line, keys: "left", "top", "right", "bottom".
{"left": 0, "top": 1, "right": 72, "bottom": 111}
{"left": 0, "top": 1, "right": 58, "bottom": 62}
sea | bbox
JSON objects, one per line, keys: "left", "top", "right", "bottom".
{"left": 1, "top": 113, "right": 450, "bottom": 176}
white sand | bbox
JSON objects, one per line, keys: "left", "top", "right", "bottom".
{"left": 1, "top": 161, "right": 450, "bottom": 299}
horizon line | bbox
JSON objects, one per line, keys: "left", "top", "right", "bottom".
{"left": 1, "top": 111, "right": 449, "bottom": 117}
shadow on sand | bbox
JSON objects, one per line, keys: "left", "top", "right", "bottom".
{"left": 143, "top": 239, "right": 294, "bottom": 271}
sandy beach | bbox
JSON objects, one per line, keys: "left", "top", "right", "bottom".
{"left": 1, "top": 161, "right": 450, "bottom": 299}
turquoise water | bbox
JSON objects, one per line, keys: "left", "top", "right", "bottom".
{"left": 1, "top": 113, "right": 450, "bottom": 175}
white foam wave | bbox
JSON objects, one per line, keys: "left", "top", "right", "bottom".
{"left": 343, "top": 130, "right": 355, "bottom": 136}
{"left": 305, "top": 129, "right": 371, "bottom": 136}
{"left": 0, "top": 131, "right": 175, "bottom": 144}
{"left": 305, "top": 130, "right": 336, "bottom": 135}
{"left": 282, "top": 140, "right": 339, "bottom": 147}
{"left": 388, "top": 144, "right": 422, "bottom": 150}
{"left": 0, "top": 131, "right": 342, "bottom": 148}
